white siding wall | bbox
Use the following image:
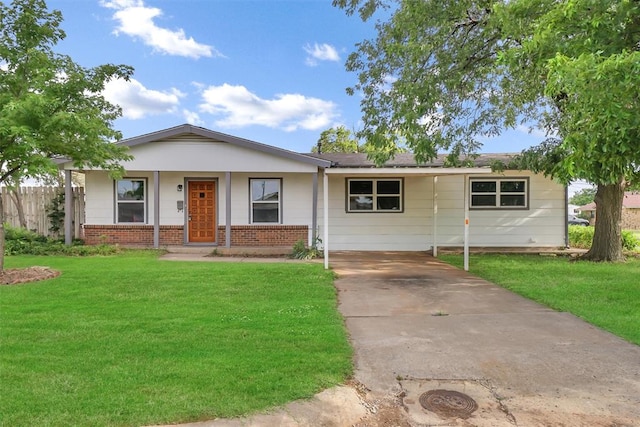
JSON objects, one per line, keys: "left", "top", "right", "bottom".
{"left": 435, "top": 171, "right": 566, "bottom": 247}
{"left": 84, "top": 171, "right": 157, "bottom": 225}
{"left": 84, "top": 171, "right": 116, "bottom": 225}
{"left": 84, "top": 171, "right": 315, "bottom": 229}
{"left": 119, "top": 137, "right": 318, "bottom": 173}
{"left": 318, "top": 174, "right": 434, "bottom": 251}
{"left": 160, "top": 172, "right": 225, "bottom": 226}
{"left": 318, "top": 171, "right": 566, "bottom": 251}
{"left": 226, "top": 173, "right": 315, "bottom": 225}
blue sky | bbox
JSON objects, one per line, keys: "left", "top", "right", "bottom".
{"left": 49, "top": 0, "right": 546, "bottom": 155}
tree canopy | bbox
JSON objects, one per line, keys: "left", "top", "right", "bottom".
{"left": 334, "top": 0, "right": 640, "bottom": 261}
{"left": 0, "top": 0, "right": 134, "bottom": 270}
{"left": 312, "top": 126, "right": 362, "bottom": 153}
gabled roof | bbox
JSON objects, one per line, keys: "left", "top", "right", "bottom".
{"left": 308, "top": 152, "right": 515, "bottom": 168}
{"left": 580, "top": 192, "right": 640, "bottom": 210}
{"left": 56, "top": 124, "right": 332, "bottom": 168}
{"left": 117, "top": 124, "right": 332, "bottom": 168}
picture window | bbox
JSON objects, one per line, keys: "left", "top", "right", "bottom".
{"left": 250, "top": 178, "right": 281, "bottom": 223}
{"left": 347, "top": 178, "right": 403, "bottom": 212}
{"left": 470, "top": 178, "right": 528, "bottom": 209}
{"left": 116, "top": 179, "right": 146, "bottom": 223}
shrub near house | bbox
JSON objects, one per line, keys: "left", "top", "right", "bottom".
{"left": 569, "top": 225, "right": 639, "bottom": 251}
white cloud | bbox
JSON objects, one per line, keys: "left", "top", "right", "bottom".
{"left": 103, "top": 77, "right": 184, "bottom": 119}
{"left": 182, "top": 109, "right": 204, "bottom": 126}
{"left": 100, "top": 0, "right": 221, "bottom": 59}
{"left": 199, "top": 84, "right": 338, "bottom": 131}
{"left": 304, "top": 43, "right": 340, "bottom": 66}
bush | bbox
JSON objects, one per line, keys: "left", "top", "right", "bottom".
{"left": 569, "top": 225, "right": 640, "bottom": 251}
{"left": 568, "top": 225, "right": 593, "bottom": 249}
{"left": 622, "top": 230, "right": 640, "bottom": 252}
{"left": 290, "top": 239, "right": 322, "bottom": 260}
{"left": 4, "top": 224, "right": 48, "bottom": 243}
{"left": 3, "top": 224, "right": 120, "bottom": 256}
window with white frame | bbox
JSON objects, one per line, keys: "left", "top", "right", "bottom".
{"left": 470, "top": 178, "right": 528, "bottom": 209}
{"left": 116, "top": 179, "right": 146, "bottom": 223}
{"left": 347, "top": 178, "right": 403, "bottom": 212}
{"left": 250, "top": 178, "right": 281, "bottom": 223}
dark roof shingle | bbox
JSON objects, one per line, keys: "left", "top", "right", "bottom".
{"left": 307, "top": 152, "right": 516, "bottom": 168}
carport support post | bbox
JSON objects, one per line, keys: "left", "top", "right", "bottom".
{"left": 463, "top": 174, "right": 470, "bottom": 271}
{"left": 432, "top": 175, "right": 438, "bottom": 257}
{"left": 323, "top": 171, "right": 329, "bottom": 269}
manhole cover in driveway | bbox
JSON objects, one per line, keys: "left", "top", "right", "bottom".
{"left": 419, "top": 389, "right": 478, "bottom": 419}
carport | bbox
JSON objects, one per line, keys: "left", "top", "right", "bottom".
{"left": 321, "top": 166, "right": 493, "bottom": 271}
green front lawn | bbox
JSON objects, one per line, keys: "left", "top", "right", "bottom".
{"left": 440, "top": 254, "right": 640, "bottom": 345}
{"left": 0, "top": 252, "right": 352, "bottom": 426}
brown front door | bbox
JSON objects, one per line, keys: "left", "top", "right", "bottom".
{"left": 188, "top": 181, "right": 216, "bottom": 243}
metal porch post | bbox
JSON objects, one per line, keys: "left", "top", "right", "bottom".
{"left": 323, "top": 172, "right": 329, "bottom": 269}
{"left": 64, "top": 170, "right": 73, "bottom": 245}
{"left": 153, "top": 171, "right": 160, "bottom": 248}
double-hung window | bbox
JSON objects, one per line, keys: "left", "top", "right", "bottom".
{"left": 470, "top": 178, "right": 528, "bottom": 209}
{"left": 250, "top": 178, "right": 281, "bottom": 223}
{"left": 116, "top": 179, "right": 146, "bottom": 223}
{"left": 347, "top": 178, "right": 403, "bottom": 212}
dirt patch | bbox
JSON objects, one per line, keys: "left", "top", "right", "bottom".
{"left": 348, "top": 380, "right": 413, "bottom": 427}
{"left": 352, "top": 401, "right": 412, "bottom": 427}
{"left": 0, "top": 266, "right": 61, "bottom": 285}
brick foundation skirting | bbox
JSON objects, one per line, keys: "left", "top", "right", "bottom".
{"left": 82, "top": 224, "right": 308, "bottom": 247}
{"left": 218, "top": 225, "right": 308, "bottom": 247}
{"left": 83, "top": 225, "right": 184, "bottom": 246}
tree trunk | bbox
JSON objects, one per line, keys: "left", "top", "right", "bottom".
{"left": 9, "top": 187, "right": 27, "bottom": 228}
{"left": 0, "top": 192, "right": 5, "bottom": 272}
{"left": 581, "top": 180, "right": 626, "bottom": 262}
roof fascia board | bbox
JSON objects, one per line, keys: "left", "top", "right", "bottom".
{"left": 325, "top": 167, "right": 493, "bottom": 175}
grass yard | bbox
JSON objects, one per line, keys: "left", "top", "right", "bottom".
{"left": 439, "top": 254, "right": 640, "bottom": 346}
{"left": 0, "top": 252, "right": 352, "bottom": 427}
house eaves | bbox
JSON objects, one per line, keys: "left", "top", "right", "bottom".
{"left": 56, "top": 124, "right": 332, "bottom": 169}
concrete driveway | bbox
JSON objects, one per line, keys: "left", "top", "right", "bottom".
{"left": 331, "top": 251, "right": 640, "bottom": 426}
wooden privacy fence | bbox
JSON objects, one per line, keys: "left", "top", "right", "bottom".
{"left": 1, "top": 186, "right": 85, "bottom": 238}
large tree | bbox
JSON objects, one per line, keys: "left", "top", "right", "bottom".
{"left": 312, "top": 126, "right": 362, "bottom": 153}
{"left": 0, "top": 0, "right": 133, "bottom": 271}
{"left": 334, "top": 0, "right": 640, "bottom": 261}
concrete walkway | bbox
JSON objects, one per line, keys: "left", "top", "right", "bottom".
{"left": 331, "top": 251, "right": 640, "bottom": 426}
{"left": 154, "top": 251, "right": 640, "bottom": 426}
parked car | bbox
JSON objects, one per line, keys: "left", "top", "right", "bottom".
{"left": 568, "top": 215, "right": 590, "bottom": 226}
